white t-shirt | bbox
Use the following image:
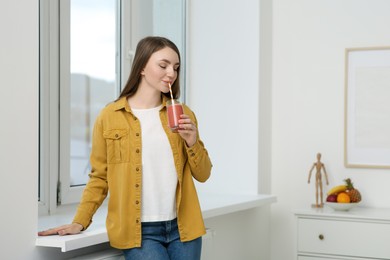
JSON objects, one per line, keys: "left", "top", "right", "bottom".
{"left": 131, "top": 105, "right": 178, "bottom": 222}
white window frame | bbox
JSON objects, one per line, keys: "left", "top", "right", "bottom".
{"left": 59, "top": 0, "right": 131, "bottom": 205}
{"left": 39, "top": 0, "right": 61, "bottom": 215}
{"left": 39, "top": 0, "right": 132, "bottom": 214}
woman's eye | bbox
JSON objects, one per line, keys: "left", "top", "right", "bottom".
{"left": 159, "top": 64, "right": 179, "bottom": 71}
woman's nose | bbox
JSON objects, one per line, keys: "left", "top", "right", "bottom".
{"left": 166, "top": 66, "right": 176, "bottom": 77}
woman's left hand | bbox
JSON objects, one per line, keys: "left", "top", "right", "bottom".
{"left": 178, "top": 114, "right": 197, "bottom": 147}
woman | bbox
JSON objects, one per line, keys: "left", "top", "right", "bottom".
{"left": 38, "top": 36, "right": 212, "bottom": 260}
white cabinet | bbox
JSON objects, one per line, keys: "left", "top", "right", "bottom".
{"left": 298, "top": 257, "right": 364, "bottom": 260}
{"left": 295, "top": 207, "right": 390, "bottom": 260}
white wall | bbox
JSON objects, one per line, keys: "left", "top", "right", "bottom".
{"left": 0, "top": 0, "right": 39, "bottom": 259}
{"left": 188, "top": 0, "right": 261, "bottom": 195}
{"left": 271, "top": 1, "right": 390, "bottom": 259}
{"left": 189, "top": 0, "right": 272, "bottom": 259}
{"left": 204, "top": 207, "right": 271, "bottom": 260}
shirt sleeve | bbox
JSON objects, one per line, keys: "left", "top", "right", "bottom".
{"left": 72, "top": 114, "right": 109, "bottom": 230}
{"left": 185, "top": 111, "right": 212, "bottom": 183}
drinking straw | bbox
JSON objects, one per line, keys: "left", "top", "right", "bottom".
{"left": 168, "top": 83, "right": 174, "bottom": 100}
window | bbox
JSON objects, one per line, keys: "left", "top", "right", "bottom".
{"left": 59, "top": 0, "right": 121, "bottom": 205}
{"left": 39, "top": 0, "right": 123, "bottom": 213}
{"left": 39, "top": 0, "right": 187, "bottom": 214}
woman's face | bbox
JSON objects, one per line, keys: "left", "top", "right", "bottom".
{"left": 140, "top": 47, "right": 180, "bottom": 94}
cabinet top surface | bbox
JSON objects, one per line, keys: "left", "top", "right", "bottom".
{"left": 295, "top": 206, "right": 390, "bottom": 222}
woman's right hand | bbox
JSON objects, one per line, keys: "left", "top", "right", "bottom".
{"left": 37, "top": 223, "right": 83, "bottom": 236}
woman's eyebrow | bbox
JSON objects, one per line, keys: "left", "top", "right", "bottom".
{"left": 160, "top": 58, "right": 180, "bottom": 66}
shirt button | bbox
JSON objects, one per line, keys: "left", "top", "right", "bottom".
{"left": 136, "top": 149, "right": 140, "bottom": 153}
{"left": 135, "top": 200, "right": 139, "bottom": 204}
{"left": 136, "top": 167, "right": 139, "bottom": 171}
{"left": 136, "top": 219, "right": 139, "bottom": 224}
{"left": 115, "top": 134, "right": 119, "bottom": 138}
{"left": 135, "top": 183, "right": 139, "bottom": 188}
{"left": 191, "top": 153, "right": 195, "bottom": 157}
{"left": 136, "top": 133, "right": 140, "bottom": 137}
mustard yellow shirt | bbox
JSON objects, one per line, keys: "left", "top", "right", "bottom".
{"left": 72, "top": 96, "right": 212, "bottom": 249}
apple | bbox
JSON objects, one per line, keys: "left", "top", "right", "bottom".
{"left": 326, "top": 194, "right": 337, "bottom": 202}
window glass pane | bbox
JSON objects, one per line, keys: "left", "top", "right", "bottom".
{"left": 70, "top": 0, "right": 118, "bottom": 186}
{"left": 153, "top": 0, "right": 186, "bottom": 101}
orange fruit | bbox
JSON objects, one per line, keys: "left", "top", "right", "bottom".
{"left": 337, "top": 192, "right": 351, "bottom": 203}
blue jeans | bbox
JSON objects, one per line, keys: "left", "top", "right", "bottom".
{"left": 122, "top": 218, "right": 202, "bottom": 260}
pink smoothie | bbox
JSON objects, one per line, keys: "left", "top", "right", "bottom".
{"left": 167, "top": 103, "right": 183, "bottom": 132}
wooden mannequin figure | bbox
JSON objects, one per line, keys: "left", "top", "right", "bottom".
{"left": 308, "top": 153, "right": 329, "bottom": 208}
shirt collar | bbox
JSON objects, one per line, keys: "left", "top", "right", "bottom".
{"left": 113, "top": 95, "right": 169, "bottom": 112}
{"left": 113, "top": 96, "right": 131, "bottom": 112}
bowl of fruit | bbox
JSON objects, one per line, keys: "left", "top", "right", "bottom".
{"left": 325, "top": 178, "right": 362, "bottom": 211}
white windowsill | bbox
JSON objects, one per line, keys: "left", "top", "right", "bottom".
{"left": 36, "top": 193, "right": 276, "bottom": 252}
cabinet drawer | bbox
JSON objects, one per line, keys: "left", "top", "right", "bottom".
{"left": 298, "top": 218, "right": 390, "bottom": 259}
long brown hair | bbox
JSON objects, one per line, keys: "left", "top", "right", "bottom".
{"left": 118, "top": 36, "right": 181, "bottom": 100}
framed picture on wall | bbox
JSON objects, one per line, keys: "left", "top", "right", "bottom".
{"left": 345, "top": 46, "right": 390, "bottom": 168}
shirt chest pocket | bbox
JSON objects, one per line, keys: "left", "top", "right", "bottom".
{"left": 103, "top": 129, "right": 130, "bottom": 163}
